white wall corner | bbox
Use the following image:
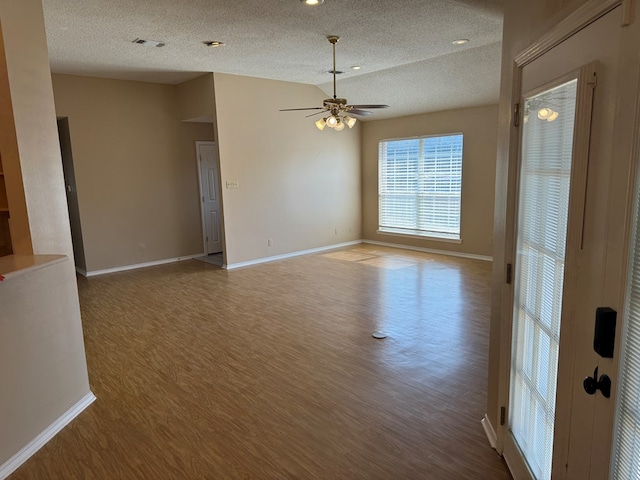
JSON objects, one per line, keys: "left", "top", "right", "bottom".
{"left": 0, "top": 392, "right": 96, "bottom": 480}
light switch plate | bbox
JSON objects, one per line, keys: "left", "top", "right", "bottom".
{"left": 226, "top": 180, "right": 239, "bottom": 189}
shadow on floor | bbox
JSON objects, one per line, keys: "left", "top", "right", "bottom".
{"left": 193, "top": 252, "right": 223, "bottom": 267}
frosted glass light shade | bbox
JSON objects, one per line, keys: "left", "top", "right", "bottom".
{"left": 327, "top": 115, "right": 338, "bottom": 127}
{"left": 315, "top": 118, "right": 327, "bottom": 130}
{"left": 344, "top": 116, "right": 357, "bottom": 128}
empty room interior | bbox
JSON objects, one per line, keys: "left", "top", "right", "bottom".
{"left": 2, "top": 1, "right": 640, "bottom": 479}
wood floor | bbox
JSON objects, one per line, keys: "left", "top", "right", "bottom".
{"left": 11, "top": 244, "right": 511, "bottom": 479}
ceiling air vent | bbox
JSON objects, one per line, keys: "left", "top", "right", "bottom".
{"left": 132, "top": 38, "right": 166, "bottom": 48}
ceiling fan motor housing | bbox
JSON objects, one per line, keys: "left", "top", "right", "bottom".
{"left": 324, "top": 98, "right": 347, "bottom": 107}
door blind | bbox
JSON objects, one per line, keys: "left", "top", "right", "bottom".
{"left": 611, "top": 153, "right": 640, "bottom": 480}
{"left": 378, "top": 134, "right": 462, "bottom": 239}
{"left": 509, "top": 78, "right": 578, "bottom": 480}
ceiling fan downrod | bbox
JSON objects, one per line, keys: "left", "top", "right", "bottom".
{"left": 328, "top": 35, "right": 339, "bottom": 100}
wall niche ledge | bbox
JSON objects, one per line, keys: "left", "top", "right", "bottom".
{"left": 0, "top": 254, "right": 67, "bottom": 281}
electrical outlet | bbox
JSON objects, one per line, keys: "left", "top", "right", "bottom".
{"left": 268, "top": 239, "right": 273, "bottom": 246}
{"left": 139, "top": 243, "right": 146, "bottom": 252}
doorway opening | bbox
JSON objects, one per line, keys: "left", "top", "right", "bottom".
{"left": 57, "top": 117, "right": 87, "bottom": 274}
{"left": 195, "top": 141, "right": 224, "bottom": 267}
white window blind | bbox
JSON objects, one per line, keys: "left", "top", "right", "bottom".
{"left": 611, "top": 153, "right": 640, "bottom": 480}
{"left": 378, "top": 134, "right": 463, "bottom": 240}
{"left": 509, "top": 79, "right": 578, "bottom": 480}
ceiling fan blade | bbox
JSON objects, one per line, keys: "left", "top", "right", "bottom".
{"left": 305, "top": 110, "right": 328, "bottom": 118}
{"left": 348, "top": 104, "right": 390, "bottom": 109}
{"left": 279, "top": 107, "right": 325, "bottom": 112}
{"left": 349, "top": 109, "right": 373, "bottom": 116}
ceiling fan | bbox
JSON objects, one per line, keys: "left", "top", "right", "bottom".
{"left": 280, "top": 36, "right": 389, "bottom": 131}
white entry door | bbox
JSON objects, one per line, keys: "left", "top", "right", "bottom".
{"left": 502, "top": 5, "right": 640, "bottom": 479}
{"left": 197, "top": 141, "right": 223, "bottom": 254}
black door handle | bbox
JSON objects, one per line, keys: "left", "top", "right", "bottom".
{"left": 583, "top": 366, "right": 611, "bottom": 398}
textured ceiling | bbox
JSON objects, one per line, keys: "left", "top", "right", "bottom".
{"left": 41, "top": 0, "right": 504, "bottom": 120}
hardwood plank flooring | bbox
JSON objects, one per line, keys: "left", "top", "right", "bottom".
{"left": 10, "top": 244, "right": 511, "bottom": 479}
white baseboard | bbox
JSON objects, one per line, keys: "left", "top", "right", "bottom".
{"left": 362, "top": 239, "right": 493, "bottom": 262}
{"left": 224, "top": 241, "right": 362, "bottom": 270}
{"left": 0, "top": 392, "right": 96, "bottom": 480}
{"left": 481, "top": 414, "right": 498, "bottom": 450}
{"left": 83, "top": 240, "right": 490, "bottom": 275}
{"left": 86, "top": 254, "right": 204, "bottom": 277}
{"left": 75, "top": 266, "right": 88, "bottom": 277}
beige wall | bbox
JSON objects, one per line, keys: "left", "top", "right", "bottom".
{"left": 0, "top": 0, "right": 90, "bottom": 469}
{"left": 486, "top": 0, "right": 591, "bottom": 434}
{"left": 1, "top": 259, "right": 90, "bottom": 468}
{"left": 361, "top": 105, "right": 498, "bottom": 257}
{"left": 51, "top": 74, "right": 215, "bottom": 272}
{"left": 213, "top": 73, "right": 361, "bottom": 265}
{"left": 176, "top": 73, "right": 215, "bottom": 123}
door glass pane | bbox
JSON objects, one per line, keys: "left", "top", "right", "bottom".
{"left": 611, "top": 144, "right": 640, "bottom": 480}
{"left": 509, "top": 78, "right": 578, "bottom": 480}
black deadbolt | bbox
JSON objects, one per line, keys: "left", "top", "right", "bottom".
{"left": 594, "top": 307, "right": 616, "bottom": 358}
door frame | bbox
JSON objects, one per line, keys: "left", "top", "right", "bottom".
{"left": 495, "top": 0, "right": 636, "bottom": 468}
{"left": 195, "top": 140, "right": 225, "bottom": 257}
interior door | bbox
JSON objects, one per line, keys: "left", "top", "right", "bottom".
{"left": 503, "top": 7, "right": 627, "bottom": 480}
{"left": 197, "top": 141, "right": 223, "bottom": 254}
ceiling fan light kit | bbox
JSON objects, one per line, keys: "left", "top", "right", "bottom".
{"left": 280, "top": 35, "right": 389, "bottom": 131}
{"left": 315, "top": 113, "right": 357, "bottom": 131}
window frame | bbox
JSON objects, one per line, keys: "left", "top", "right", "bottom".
{"left": 377, "top": 132, "right": 464, "bottom": 242}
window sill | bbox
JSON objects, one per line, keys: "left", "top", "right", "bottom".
{"left": 377, "top": 229, "right": 462, "bottom": 244}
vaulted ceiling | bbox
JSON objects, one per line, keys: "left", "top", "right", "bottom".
{"left": 41, "top": 0, "right": 504, "bottom": 120}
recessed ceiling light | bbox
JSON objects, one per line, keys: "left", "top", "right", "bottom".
{"left": 452, "top": 39, "right": 470, "bottom": 45}
{"left": 301, "top": 0, "right": 324, "bottom": 4}
{"left": 132, "top": 38, "right": 166, "bottom": 48}
{"left": 204, "top": 41, "right": 225, "bottom": 48}
{"left": 351, "top": 66, "right": 362, "bottom": 70}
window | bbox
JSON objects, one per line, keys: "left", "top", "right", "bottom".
{"left": 378, "top": 134, "right": 463, "bottom": 240}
